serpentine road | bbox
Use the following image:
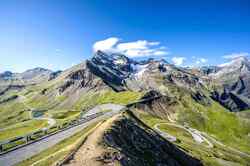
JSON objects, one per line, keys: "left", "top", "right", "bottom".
{"left": 154, "top": 123, "right": 213, "bottom": 148}
{"left": 0, "top": 104, "right": 125, "bottom": 166}
{"left": 154, "top": 122, "right": 250, "bottom": 158}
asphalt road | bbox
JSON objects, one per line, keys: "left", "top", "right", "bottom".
{"left": 154, "top": 122, "right": 213, "bottom": 148}
{"left": 0, "top": 104, "right": 125, "bottom": 166}
{"left": 154, "top": 124, "right": 177, "bottom": 142}
{"left": 156, "top": 122, "right": 250, "bottom": 158}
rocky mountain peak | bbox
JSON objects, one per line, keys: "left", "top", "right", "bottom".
{"left": 218, "top": 56, "right": 249, "bottom": 68}
{"left": 0, "top": 71, "right": 13, "bottom": 79}
{"left": 86, "top": 51, "right": 136, "bottom": 91}
{"left": 205, "top": 56, "right": 250, "bottom": 111}
{"left": 20, "top": 67, "right": 52, "bottom": 80}
{"left": 93, "top": 50, "right": 135, "bottom": 73}
{"left": 25, "top": 67, "right": 51, "bottom": 72}
{"left": 209, "top": 56, "right": 250, "bottom": 80}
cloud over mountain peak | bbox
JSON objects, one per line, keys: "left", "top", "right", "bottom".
{"left": 93, "top": 37, "right": 169, "bottom": 58}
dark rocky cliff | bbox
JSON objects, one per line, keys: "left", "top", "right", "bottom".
{"left": 102, "top": 113, "right": 203, "bottom": 166}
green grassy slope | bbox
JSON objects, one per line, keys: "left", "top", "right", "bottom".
{"left": 136, "top": 110, "right": 250, "bottom": 166}
{"left": 74, "top": 90, "right": 143, "bottom": 111}
{"left": 0, "top": 120, "right": 48, "bottom": 141}
{"left": 0, "top": 100, "right": 29, "bottom": 128}
{"left": 177, "top": 95, "right": 250, "bottom": 153}
{"left": 159, "top": 83, "right": 250, "bottom": 153}
{"left": 0, "top": 80, "right": 142, "bottom": 142}
{"left": 131, "top": 82, "right": 250, "bottom": 165}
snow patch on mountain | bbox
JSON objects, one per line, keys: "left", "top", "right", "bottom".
{"left": 133, "top": 64, "right": 149, "bottom": 78}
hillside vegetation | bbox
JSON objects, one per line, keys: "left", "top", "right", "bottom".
{"left": 132, "top": 85, "right": 250, "bottom": 165}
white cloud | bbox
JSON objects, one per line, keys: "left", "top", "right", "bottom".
{"left": 116, "top": 40, "right": 160, "bottom": 52}
{"left": 153, "top": 51, "right": 167, "bottom": 56}
{"left": 93, "top": 37, "right": 120, "bottom": 53}
{"left": 172, "top": 57, "right": 186, "bottom": 66}
{"left": 195, "top": 58, "right": 207, "bottom": 64}
{"left": 223, "top": 52, "right": 249, "bottom": 59}
{"left": 93, "top": 37, "right": 169, "bottom": 58}
{"left": 200, "top": 58, "right": 207, "bottom": 63}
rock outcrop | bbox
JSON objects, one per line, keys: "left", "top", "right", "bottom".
{"left": 197, "top": 56, "right": 250, "bottom": 111}
{"left": 102, "top": 113, "right": 203, "bottom": 166}
{"left": 57, "top": 62, "right": 107, "bottom": 94}
{"left": 211, "top": 76, "right": 250, "bottom": 111}
{"left": 86, "top": 51, "right": 135, "bottom": 91}
{"left": 128, "top": 91, "right": 178, "bottom": 120}
{"left": 64, "top": 112, "right": 202, "bottom": 166}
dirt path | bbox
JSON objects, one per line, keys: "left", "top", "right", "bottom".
{"left": 0, "top": 104, "right": 125, "bottom": 166}
{"left": 63, "top": 115, "right": 119, "bottom": 166}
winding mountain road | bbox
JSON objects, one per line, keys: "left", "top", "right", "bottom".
{"left": 154, "top": 122, "right": 250, "bottom": 158}
{"left": 154, "top": 124, "right": 177, "bottom": 142}
{"left": 0, "top": 104, "right": 125, "bottom": 166}
{"left": 154, "top": 122, "right": 213, "bottom": 148}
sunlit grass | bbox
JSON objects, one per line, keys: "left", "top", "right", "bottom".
{"left": 0, "top": 119, "right": 48, "bottom": 141}
{"left": 177, "top": 95, "right": 250, "bottom": 153}
{"left": 0, "top": 100, "right": 30, "bottom": 128}
{"left": 137, "top": 110, "right": 250, "bottom": 166}
{"left": 16, "top": 121, "right": 101, "bottom": 166}
{"left": 74, "top": 90, "right": 143, "bottom": 111}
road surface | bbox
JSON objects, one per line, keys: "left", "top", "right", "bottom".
{"left": 154, "top": 124, "right": 177, "bottom": 142}
{"left": 154, "top": 122, "right": 213, "bottom": 148}
{"left": 0, "top": 104, "right": 125, "bottom": 166}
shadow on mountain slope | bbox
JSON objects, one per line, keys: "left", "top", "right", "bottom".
{"left": 101, "top": 112, "right": 202, "bottom": 166}
{"left": 64, "top": 111, "right": 202, "bottom": 166}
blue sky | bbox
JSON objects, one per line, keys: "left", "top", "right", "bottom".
{"left": 0, "top": 0, "right": 249, "bottom": 72}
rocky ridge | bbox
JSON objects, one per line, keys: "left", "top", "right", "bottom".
{"left": 205, "top": 56, "right": 250, "bottom": 111}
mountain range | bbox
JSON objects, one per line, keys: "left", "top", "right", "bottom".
{"left": 0, "top": 51, "right": 250, "bottom": 166}
{"left": 2, "top": 52, "right": 250, "bottom": 112}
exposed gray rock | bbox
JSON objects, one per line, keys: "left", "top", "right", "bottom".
{"left": 198, "top": 66, "right": 220, "bottom": 75}
{"left": 86, "top": 50, "right": 135, "bottom": 91}
{"left": 0, "top": 85, "right": 25, "bottom": 96}
{"left": 201, "top": 56, "right": 250, "bottom": 111}
{"left": 102, "top": 114, "right": 203, "bottom": 166}
{"left": 0, "top": 71, "right": 13, "bottom": 80}
{"left": 191, "top": 91, "right": 211, "bottom": 106}
{"left": 0, "top": 94, "right": 18, "bottom": 104}
{"left": 58, "top": 65, "right": 106, "bottom": 93}
{"left": 48, "top": 70, "right": 62, "bottom": 80}
{"left": 20, "top": 67, "right": 52, "bottom": 80}
{"left": 211, "top": 77, "right": 250, "bottom": 112}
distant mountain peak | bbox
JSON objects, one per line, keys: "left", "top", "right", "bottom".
{"left": 24, "top": 67, "right": 52, "bottom": 73}
{"left": 0, "top": 71, "right": 13, "bottom": 79}
{"left": 218, "top": 56, "right": 249, "bottom": 67}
